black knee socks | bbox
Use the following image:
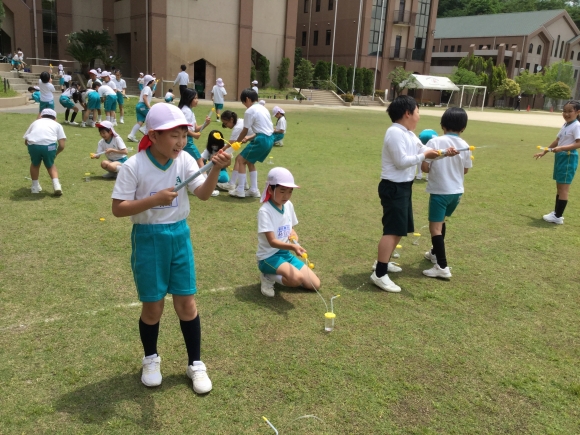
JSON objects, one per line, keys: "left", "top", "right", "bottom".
{"left": 555, "top": 194, "right": 559, "bottom": 212}
{"left": 431, "top": 235, "right": 447, "bottom": 269}
{"left": 180, "top": 315, "right": 201, "bottom": 366}
{"left": 375, "top": 261, "right": 389, "bottom": 278}
{"left": 65, "top": 109, "right": 70, "bottom": 121}
{"left": 555, "top": 199, "right": 568, "bottom": 218}
{"left": 139, "top": 318, "right": 159, "bottom": 357}
{"left": 70, "top": 111, "right": 77, "bottom": 123}
{"left": 431, "top": 223, "right": 446, "bottom": 255}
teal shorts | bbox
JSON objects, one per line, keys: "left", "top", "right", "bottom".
{"left": 87, "top": 93, "right": 101, "bottom": 110}
{"left": 136, "top": 102, "right": 149, "bottom": 123}
{"left": 111, "top": 156, "right": 128, "bottom": 164}
{"left": 131, "top": 220, "right": 197, "bottom": 302}
{"left": 59, "top": 95, "right": 75, "bottom": 109}
{"left": 428, "top": 193, "right": 462, "bottom": 222}
{"left": 28, "top": 143, "right": 57, "bottom": 168}
{"left": 116, "top": 92, "right": 124, "bottom": 106}
{"left": 272, "top": 132, "right": 285, "bottom": 143}
{"left": 59, "top": 77, "right": 64, "bottom": 85}
{"left": 214, "top": 103, "right": 223, "bottom": 110}
{"left": 165, "top": 97, "right": 174, "bottom": 103}
{"left": 553, "top": 150, "right": 578, "bottom": 184}
{"left": 39, "top": 100, "right": 55, "bottom": 112}
{"left": 258, "top": 249, "right": 306, "bottom": 275}
{"left": 240, "top": 133, "right": 274, "bottom": 164}
{"left": 184, "top": 137, "right": 201, "bottom": 160}
{"left": 104, "top": 94, "right": 117, "bottom": 112}
{"left": 218, "top": 168, "right": 229, "bottom": 183}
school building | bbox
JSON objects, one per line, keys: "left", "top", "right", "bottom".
{"left": 296, "top": 0, "right": 439, "bottom": 95}
{"left": 430, "top": 9, "right": 580, "bottom": 100}
{"left": 0, "top": 0, "right": 298, "bottom": 99}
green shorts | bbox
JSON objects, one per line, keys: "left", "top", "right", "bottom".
{"left": 87, "top": 93, "right": 101, "bottom": 110}
{"left": 240, "top": 133, "right": 274, "bottom": 164}
{"left": 131, "top": 220, "right": 197, "bottom": 302}
{"left": 378, "top": 179, "right": 414, "bottom": 236}
{"left": 258, "top": 249, "right": 306, "bottom": 274}
{"left": 116, "top": 92, "right": 124, "bottom": 106}
{"left": 28, "top": 143, "right": 57, "bottom": 168}
{"left": 136, "top": 102, "right": 149, "bottom": 122}
{"left": 39, "top": 100, "right": 55, "bottom": 112}
{"left": 184, "top": 136, "right": 201, "bottom": 160}
{"left": 214, "top": 103, "right": 224, "bottom": 110}
{"left": 104, "top": 94, "right": 117, "bottom": 112}
{"left": 553, "top": 151, "right": 578, "bottom": 184}
{"left": 59, "top": 95, "right": 75, "bottom": 109}
{"left": 428, "top": 193, "right": 462, "bottom": 222}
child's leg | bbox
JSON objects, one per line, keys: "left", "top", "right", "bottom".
{"left": 140, "top": 299, "right": 165, "bottom": 356}
{"left": 555, "top": 183, "right": 570, "bottom": 217}
{"left": 129, "top": 121, "right": 142, "bottom": 138}
{"left": 275, "top": 262, "right": 321, "bottom": 289}
{"left": 247, "top": 162, "right": 258, "bottom": 191}
{"left": 46, "top": 163, "right": 59, "bottom": 180}
{"left": 376, "top": 235, "right": 403, "bottom": 276}
{"left": 70, "top": 107, "right": 78, "bottom": 123}
{"left": 102, "top": 160, "right": 122, "bottom": 173}
{"left": 64, "top": 108, "right": 70, "bottom": 121}
{"left": 30, "top": 163, "right": 40, "bottom": 181}
{"left": 173, "top": 295, "right": 200, "bottom": 365}
{"left": 429, "top": 221, "right": 447, "bottom": 268}
{"left": 234, "top": 155, "right": 248, "bottom": 194}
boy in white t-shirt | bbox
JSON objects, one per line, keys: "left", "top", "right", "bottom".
{"left": 37, "top": 71, "right": 56, "bottom": 118}
{"left": 23, "top": 109, "right": 66, "bottom": 195}
{"left": 91, "top": 121, "right": 128, "bottom": 178}
{"left": 211, "top": 78, "right": 227, "bottom": 121}
{"left": 421, "top": 107, "right": 472, "bottom": 279}
{"left": 112, "top": 70, "right": 128, "bottom": 124}
{"left": 257, "top": 167, "right": 321, "bottom": 297}
{"left": 111, "top": 103, "right": 231, "bottom": 394}
{"left": 99, "top": 71, "right": 118, "bottom": 125}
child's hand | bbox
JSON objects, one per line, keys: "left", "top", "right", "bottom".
{"left": 212, "top": 150, "right": 232, "bottom": 169}
{"left": 552, "top": 147, "right": 564, "bottom": 153}
{"left": 241, "top": 137, "right": 248, "bottom": 143}
{"left": 154, "top": 188, "right": 178, "bottom": 207}
{"left": 444, "top": 147, "right": 459, "bottom": 156}
{"left": 205, "top": 116, "right": 211, "bottom": 125}
{"left": 534, "top": 151, "right": 548, "bottom": 159}
{"left": 292, "top": 244, "right": 307, "bottom": 257}
{"left": 424, "top": 149, "right": 440, "bottom": 159}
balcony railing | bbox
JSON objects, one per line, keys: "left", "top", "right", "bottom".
{"left": 388, "top": 47, "right": 413, "bottom": 60}
{"left": 393, "top": 10, "right": 416, "bottom": 25}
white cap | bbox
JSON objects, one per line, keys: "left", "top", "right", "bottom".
{"left": 138, "top": 103, "right": 192, "bottom": 151}
{"left": 95, "top": 121, "right": 119, "bottom": 137}
{"left": 143, "top": 74, "right": 154, "bottom": 85}
{"left": 33, "top": 85, "right": 40, "bottom": 91}
{"left": 259, "top": 100, "right": 266, "bottom": 106}
{"left": 260, "top": 167, "right": 299, "bottom": 203}
{"left": 252, "top": 80, "right": 258, "bottom": 85}
{"left": 40, "top": 108, "right": 57, "bottom": 118}
{"left": 272, "top": 106, "right": 285, "bottom": 115}
{"left": 89, "top": 69, "right": 98, "bottom": 76}
{"left": 97, "top": 68, "right": 101, "bottom": 73}
{"left": 216, "top": 78, "right": 224, "bottom": 87}
{"left": 139, "top": 72, "right": 144, "bottom": 76}
{"left": 100, "top": 71, "right": 111, "bottom": 78}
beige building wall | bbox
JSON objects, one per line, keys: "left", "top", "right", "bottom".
{"left": 114, "top": 0, "right": 131, "bottom": 34}
{"left": 165, "top": 0, "right": 240, "bottom": 99}
{"left": 71, "top": 0, "right": 104, "bottom": 32}
{"left": 1, "top": 6, "right": 15, "bottom": 46}
{"left": 252, "top": 0, "right": 287, "bottom": 88}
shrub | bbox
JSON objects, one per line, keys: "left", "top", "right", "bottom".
{"left": 277, "top": 57, "right": 290, "bottom": 90}
{"left": 343, "top": 93, "right": 354, "bottom": 103}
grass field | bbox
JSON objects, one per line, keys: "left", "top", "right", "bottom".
{"left": 1, "top": 100, "right": 579, "bottom": 434}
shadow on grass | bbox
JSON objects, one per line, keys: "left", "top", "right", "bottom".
{"left": 520, "top": 214, "right": 559, "bottom": 228}
{"left": 234, "top": 283, "right": 296, "bottom": 316}
{"left": 338, "top": 271, "right": 415, "bottom": 298}
{"left": 10, "top": 187, "right": 60, "bottom": 201}
{"left": 56, "top": 373, "right": 186, "bottom": 430}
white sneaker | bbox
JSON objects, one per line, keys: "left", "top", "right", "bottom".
{"left": 69, "top": 121, "right": 79, "bottom": 126}
{"left": 211, "top": 190, "right": 219, "bottom": 197}
{"left": 127, "top": 135, "right": 138, "bottom": 143}
{"left": 370, "top": 272, "right": 401, "bottom": 292}
{"left": 53, "top": 181, "right": 62, "bottom": 196}
{"left": 423, "top": 264, "right": 452, "bottom": 278}
{"left": 141, "top": 354, "right": 162, "bottom": 387}
{"left": 63, "top": 120, "right": 69, "bottom": 125}
{"left": 139, "top": 126, "right": 147, "bottom": 135}
{"left": 112, "top": 120, "right": 118, "bottom": 127}
{"left": 31, "top": 184, "right": 42, "bottom": 194}
{"left": 120, "top": 118, "right": 125, "bottom": 124}
{"left": 186, "top": 362, "right": 212, "bottom": 394}
{"left": 246, "top": 189, "right": 261, "bottom": 198}
{"left": 80, "top": 122, "right": 86, "bottom": 128}
{"left": 229, "top": 189, "right": 245, "bottom": 198}
{"left": 273, "top": 141, "right": 284, "bottom": 147}
{"left": 543, "top": 211, "right": 555, "bottom": 220}
{"left": 89, "top": 122, "right": 96, "bottom": 127}
{"left": 543, "top": 213, "right": 564, "bottom": 224}
{"left": 424, "top": 250, "right": 437, "bottom": 264}
{"left": 371, "top": 260, "right": 402, "bottom": 273}
{"left": 245, "top": 182, "right": 249, "bottom": 190}
{"left": 216, "top": 182, "right": 235, "bottom": 191}
{"left": 260, "top": 273, "right": 275, "bottom": 297}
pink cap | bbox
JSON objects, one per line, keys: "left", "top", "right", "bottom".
{"left": 252, "top": 80, "right": 258, "bottom": 85}
{"left": 272, "top": 106, "right": 285, "bottom": 115}
{"left": 89, "top": 69, "right": 98, "bottom": 76}
{"left": 95, "top": 121, "right": 119, "bottom": 137}
{"left": 259, "top": 100, "right": 266, "bottom": 106}
{"left": 138, "top": 103, "right": 192, "bottom": 151}
{"left": 260, "top": 167, "right": 299, "bottom": 203}
{"left": 143, "top": 74, "right": 154, "bottom": 85}
{"left": 216, "top": 78, "right": 224, "bottom": 87}
{"left": 100, "top": 71, "right": 111, "bottom": 78}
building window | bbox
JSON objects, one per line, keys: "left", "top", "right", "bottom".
{"left": 534, "top": 64, "right": 538, "bottom": 72}
{"left": 479, "top": 45, "right": 483, "bottom": 49}
{"left": 302, "top": 31, "right": 307, "bottom": 46}
{"left": 433, "top": 46, "right": 435, "bottom": 52}
{"left": 316, "top": 0, "right": 321, "bottom": 12}
{"left": 575, "top": 70, "right": 578, "bottom": 79}
{"left": 560, "top": 41, "right": 565, "bottom": 58}
{"left": 457, "top": 45, "right": 461, "bottom": 52}
{"left": 368, "top": 0, "right": 386, "bottom": 56}
{"left": 42, "top": 0, "right": 59, "bottom": 61}
{"left": 326, "top": 30, "right": 331, "bottom": 45}
{"left": 304, "top": 0, "right": 309, "bottom": 13}
{"left": 329, "top": 0, "right": 333, "bottom": 10}
{"left": 412, "top": 0, "right": 431, "bottom": 61}
{"left": 537, "top": 44, "right": 542, "bottom": 55}
{"left": 526, "top": 63, "right": 530, "bottom": 70}
{"left": 572, "top": 51, "right": 575, "bottom": 60}
{"left": 554, "top": 35, "right": 560, "bottom": 56}
{"left": 528, "top": 43, "right": 533, "bottom": 53}
{"left": 450, "top": 45, "right": 455, "bottom": 52}
{"left": 577, "top": 52, "right": 580, "bottom": 61}
{"left": 313, "top": 30, "right": 319, "bottom": 46}
{"left": 444, "top": 46, "right": 448, "bottom": 52}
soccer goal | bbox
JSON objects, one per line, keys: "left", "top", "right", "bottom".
{"left": 446, "top": 85, "right": 487, "bottom": 111}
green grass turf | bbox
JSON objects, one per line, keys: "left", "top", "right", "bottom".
{"left": 1, "top": 101, "right": 579, "bottom": 434}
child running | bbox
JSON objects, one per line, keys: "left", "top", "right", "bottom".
{"left": 216, "top": 110, "right": 253, "bottom": 192}
{"left": 178, "top": 88, "right": 210, "bottom": 168}
{"left": 211, "top": 78, "right": 227, "bottom": 121}
{"left": 91, "top": 120, "right": 128, "bottom": 178}
{"left": 272, "top": 106, "right": 286, "bottom": 147}
{"left": 23, "top": 108, "right": 66, "bottom": 195}
{"left": 37, "top": 71, "right": 56, "bottom": 118}
{"left": 230, "top": 88, "right": 274, "bottom": 198}
{"left": 111, "top": 103, "right": 231, "bottom": 393}
{"left": 370, "top": 96, "right": 454, "bottom": 293}
{"left": 421, "top": 108, "right": 472, "bottom": 278}
{"left": 59, "top": 82, "right": 80, "bottom": 125}
{"left": 257, "top": 167, "right": 321, "bottom": 297}
{"left": 128, "top": 74, "right": 154, "bottom": 142}
{"left": 534, "top": 99, "right": 580, "bottom": 224}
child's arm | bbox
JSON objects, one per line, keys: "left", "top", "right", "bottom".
{"left": 194, "top": 118, "right": 210, "bottom": 133}
{"left": 235, "top": 127, "right": 249, "bottom": 143}
{"left": 56, "top": 138, "right": 66, "bottom": 156}
{"left": 242, "top": 133, "right": 256, "bottom": 143}
{"left": 192, "top": 150, "right": 231, "bottom": 200}
{"left": 534, "top": 138, "right": 559, "bottom": 159}
{"left": 421, "top": 161, "right": 430, "bottom": 173}
{"left": 553, "top": 138, "right": 580, "bottom": 153}
{"left": 143, "top": 94, "right": 150, "bottom": 109}
{"left": 274, "top": 128, "right": 285, "bottom": 134}
{"left": 112, "top": 188, "right": 177, "bottom": 217}
{"left": 264, "top": 232, "right": 306, "bottom": 256}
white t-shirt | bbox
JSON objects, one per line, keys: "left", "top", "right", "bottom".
{"left": 87, "top": 78, "right": 102, "bottom": 89}
{"left": 63, "top": 74, "right": 71, "bottom": 83}
{"left": 211, "top": 85, "right": 227, "bottom": 104}
{"left": 111, "top": 150, "right": 205, "bottom": 224}
{"left": 62, "top": 87, "right": 76, "bottom": 99}
{"left": 165, "top": 92, "right": 174, "bottom": 100}
{"left": 252, "top": 86, "right": 259, "bottom": 94}
{"left": 23, "top": 118, "right": 66, "bottom": 145}
{"left": 557, "top": 120, "right": 580, "bottom": 147}
{"left": 139, "top": 86, "right": 152, "bottom": 104}
{"left": 275, "top": 117, "right": 287, "bottom": 132}
{"left": 111, "top": 77, "right": 126, "bottom": 92}
{"left": 98, "top": 85, "right": 117, "bottom": 97}
{"left": 38, "top": 80, "right": 55, "bottom": 102}
{"left": 137, "top": 77, "right": 144, "bottom": 85}
{"left": 181, "top": 106, "right": 197, "bottom": 132}
{"left": 103, "top": 79, "right": 117, "bottom": 91}
{"left": 425, "top": 135, "right": 472, "bottom": 195}
{"left": 381, "top": 123, "right": 428, "bottom": 182}
{"left": 256, "top": 200, "right": 298, "bottom": 260}
{"left": 96, "top": 135, "right": 127, "bottom": 161}
{"left": 230, "top": 118, "right": 254, "bottom": 141}
{"left": 174, "top": 71, "right": 189, "bottom": 86}
{"left": 243, "top": 103, "right": 273, "bottom": 136}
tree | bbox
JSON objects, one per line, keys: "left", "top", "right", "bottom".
{"left": 363, "top": 68, "right": 374, "bottom": 95}
{"left": 257, "top": 54, "right": 270, "bottom": 87}
{"left": 0, "top": 0, "right": 5, "bottom": 28}
{"left": 250, "top": 65, "right": 257, "bottom": 82}
{"left": 346, "top": 66, "right": 354, "bottom": 92}
{"left": 494, "top": 78, "right": 520, "bottom": 100}
{"left": 515, "top": 70, "right": 545, "bottom": 107}
{"left": 293, "top": 58, "right": 314, "bottom": 94}
{"left": 336, "top": 65, "right": 348, "bottom": 93}
{"left": 450, "top": 67, "right": 482, "bottom": 86}
{"left": 545, "top": 81, "right": 572, "bottom": 100}
{"left": 313, "top": 60, "right": 330, "bottom": 82}
{"left": 464, "top": 0, "right": 500, "bottom": 15}
{"left": 387, "top": 66, "right": 415, "bottom": 98}
{"left": 65, "top": 30, "right": 114, "bottom": 77}
{"left": 543, "top": 60, "right": 575, "bottom": 89}
{"left": 277, "top": 57, "right": 290, "bottom": 90}
{"left": 294, "top": 47, "right": 302, "bottom": 74}
{"left": 354, "top": 68, "right": 364, "bottom": 94}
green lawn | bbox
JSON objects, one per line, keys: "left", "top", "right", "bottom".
{"left": 1, "top": 101, "right": 579, "bottom": 434}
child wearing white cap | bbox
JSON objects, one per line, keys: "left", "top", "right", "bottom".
{"left": 137, "top": 73, "right": 145, "bottom": 91}
{"left": 211, "top": 78, "right": 227, "bottom": 121}
{"left": 128, "top": 75, "right": 155, "bottom": 142}
{"left": 111, "top": 103, "right": 231, "bottom": 394}
{"left": 59, "top": 82, "right": 80, "bottom": 125}
{"left": 91, "top": 121, "right": 128, "bottom": 178}
{"left": 112, "top": 70, "right": 128, "bottom": 124}
{"left": 23, "top": 109, "right": 66, "bottom": 195}
{"left": 257, "top": 167, "right": 321, "bottom": 297}
{"left": 251, "top": 80, "right": 259, "bottom": 95}
{"left": 99, "top": 71, "right": 118, "bottom": 125}
{"left": 58, "top": 64, "right": 65, "bottom": 92}
{"left": 272, "top": 106, "right": 286, "bottom": 147}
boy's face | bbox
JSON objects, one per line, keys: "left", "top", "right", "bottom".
{"left": 99, "top": 129, "right": 113, "bottom": 141}
{"left": 405, "top": 107, "right": 420, "bottom": 130}
{"left": 116, "top": 72, "right": 121, "bottom": 79}
{"left": 269, "top": 185, "right": 293, "bottom": 206}
{"left": 150, "top": 127, "right": 187, "bottom": 161}
{"left": 241, "top": 97, "right": 252, "bottom": 108}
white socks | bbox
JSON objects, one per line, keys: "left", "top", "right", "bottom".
{"left": 236, "top": 174, "right": 247, "bottom": 193}
{"left": 130, "top": 124, "right": 140, "bottom": 137}
{"left": 32, "top": 180, "right": 40, "bottom": 187}
{"left": 106, "top": 116, "right": 111, "bottom": 122}
{"left": 51, "top": 178, "right": 60, "bottom": 187}
{"left": 230, "top": 170, "right": 238, "bottom": 186}
{"left": 115, "top": 165, "right": 121, "bottom": 173}
{"left": 274, "top": 275, "right": 284, "bottom": 285}
{"left": 249, "top": 171, "right": 258, "bottom": 190}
